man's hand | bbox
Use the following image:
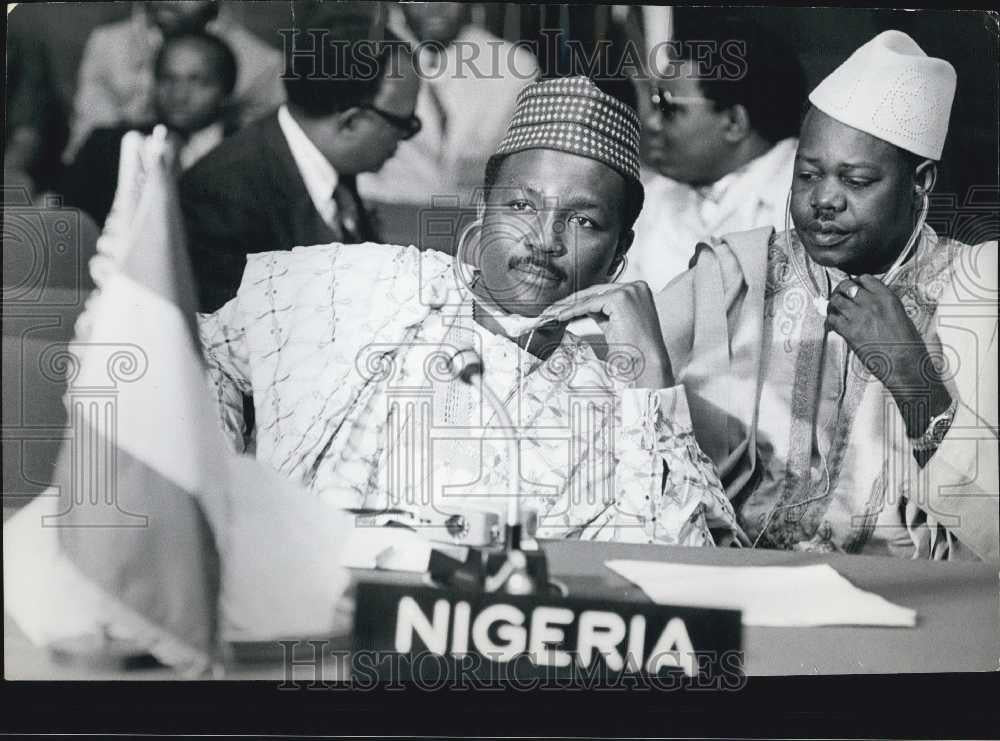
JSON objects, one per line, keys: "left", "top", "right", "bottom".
{"left": 541, "top": 281, "right": 674, "bottom": 389}
{"left": 826, "top": 275, "right": 952, "bottom": 439}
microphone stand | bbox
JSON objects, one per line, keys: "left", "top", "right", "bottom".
{"left": 438, "top": 348, "right": 553, "bottom": 596}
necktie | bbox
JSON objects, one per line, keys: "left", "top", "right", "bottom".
{"left": 332, "top": 179, "right": 361, "bottom": 242}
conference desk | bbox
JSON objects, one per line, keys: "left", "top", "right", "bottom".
{"left": 5, "top": 539, "right": 998, "bottom": 679}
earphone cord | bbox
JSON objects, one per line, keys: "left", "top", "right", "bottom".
{"left": 454, "top": 218, "right": 482, "bottom": 293}
{"left": 882, "top": 191, "right": 929, "bottom": 285}
{"left": 751, "top": 490, "right": 834, "bottom": 549}
{"left": 522, "top": 327, "right": 537, "bottom": 386}
{"left": 784, "top": 188, "right": 828, "bottom": 303}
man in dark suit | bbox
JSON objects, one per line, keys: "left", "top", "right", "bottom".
{"left": 62, "top": 30, "right": 238, "bottom": 228}
{"left": 180, "top": 2, "right": 421, "bottom": 312}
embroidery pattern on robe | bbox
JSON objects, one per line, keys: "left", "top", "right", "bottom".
{"left": 744, "top": 226, "right": 959, "bottom": 550}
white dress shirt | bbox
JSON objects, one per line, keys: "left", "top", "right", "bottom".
{"left": 178, "top": 121, "right": 225, "bottom": 172}
{"left": 277, "top": 104, "right": 339, "bottom": 230}
{"left": 623, "top": 137, "right": 798, "bottom": 291}
{"left": 357, "top": 16, "right": 539, "bottom": 206}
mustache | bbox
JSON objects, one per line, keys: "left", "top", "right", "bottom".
{"left": 508, "top": 253, "right": 567, "bottom": 281}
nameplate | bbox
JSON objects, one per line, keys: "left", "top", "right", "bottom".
{"left": 352, "top": 581, "right": 742, "bottom": 683}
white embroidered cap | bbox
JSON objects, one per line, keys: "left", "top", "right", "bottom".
{"left": 495, "top": 76, "right": 641, "bottom": 181}
{"left": 808, "top": 30, "right": 957, "bottom": 160}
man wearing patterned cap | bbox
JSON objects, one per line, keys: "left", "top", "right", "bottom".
{"left": 651, "top": 31, "right": 999, "bottom": 560}
{"left": 198, "top": 76, "right": 745, "bottom": 548}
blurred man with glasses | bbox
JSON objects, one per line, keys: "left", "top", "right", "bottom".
{"left": 181, "top": 1, "right": 421, "bottom": 312}
{"left": 623, "top": 18, "right": 806, "bottom": 290}
{"left": 356, "top": 2, "right": 539, "bottom": 207}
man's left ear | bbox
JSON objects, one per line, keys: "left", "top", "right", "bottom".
{"left": 913, "top": 159, "right": 938, "bottom": 197}
{"left": 608, "top": 230, "right": 635, "bottom": 278}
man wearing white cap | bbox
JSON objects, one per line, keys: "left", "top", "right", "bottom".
{"left": 652, "top": 31, "right": 999, "bottom": 561}
{"left": 199, "top": 76, "right": 744, "bottom": 549}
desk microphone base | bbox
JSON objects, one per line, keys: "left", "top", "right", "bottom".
{"left": 428, "top": 535, "right": 557, "bottom": 597}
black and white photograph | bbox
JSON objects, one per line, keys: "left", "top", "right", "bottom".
{"left": 2, "top": 1, "right": 998, "bottom": 737}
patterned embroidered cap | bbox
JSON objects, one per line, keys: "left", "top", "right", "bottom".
{"left": 495, "top": 76, "right": 641, "bottom": 181}
{"left": 809, "top": 30, "right": 956, "bottom": 160}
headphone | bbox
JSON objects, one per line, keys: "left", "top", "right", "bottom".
{"left": 914, "top": 159, "right": 937, "bottom": 198}
{"left": 610, "top": 254, "right": 628, "bottom": 282}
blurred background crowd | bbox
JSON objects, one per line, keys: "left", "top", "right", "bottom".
{"left": 6, "top": 3, "right": 997, "bottom": 223}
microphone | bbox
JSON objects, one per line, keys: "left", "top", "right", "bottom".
{"left": 447, "top": 346, "right": 484, "bottom": 384}
{"left": 448, "top": 345, "right": 521, "bottom": 547}
{"left": 446, "top": 345, "right": 551, "bottom": 595}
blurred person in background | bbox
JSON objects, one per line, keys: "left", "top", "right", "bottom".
{"left": 624, "top": 19, "right": 806, "bottom": 290}
{"left": 61, "top": 31, "right": 238, "bottom": 228}
{"left": 357, "top": 2, "right": 539, "bottom": 206}
{"left": 180, "top": 1, "right": 420, "bottom": 313}
{"left": 65, "top": 1, "right": 283, "bottom": 162}
{"left": 4, "top": 28, "right": 68, "bottom": 198}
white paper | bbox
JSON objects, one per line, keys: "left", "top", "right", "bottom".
{"left": 341, "top": 527, "right": 434, "bottom": 572}
{"left": 605, "top": 560, "right": 917, "bottom": 627}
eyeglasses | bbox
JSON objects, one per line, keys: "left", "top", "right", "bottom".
{"left": 360, "top": 104, "right": 422, "bottom": 140}
{"left": 650, "top": 87, "right": 713, "bottom": 121}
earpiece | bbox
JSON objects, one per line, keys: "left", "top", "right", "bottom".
{"left": 610, "top": 257, "right": 628, "bottom": 283}
{"left": 608, "top": 247, "right": 629, "bottom": 282}
{"left": 914, "top": 160, "right": 936, "bottom": 198}
{"left": 453, "top": 218, "right": 483, "bottom": 293}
